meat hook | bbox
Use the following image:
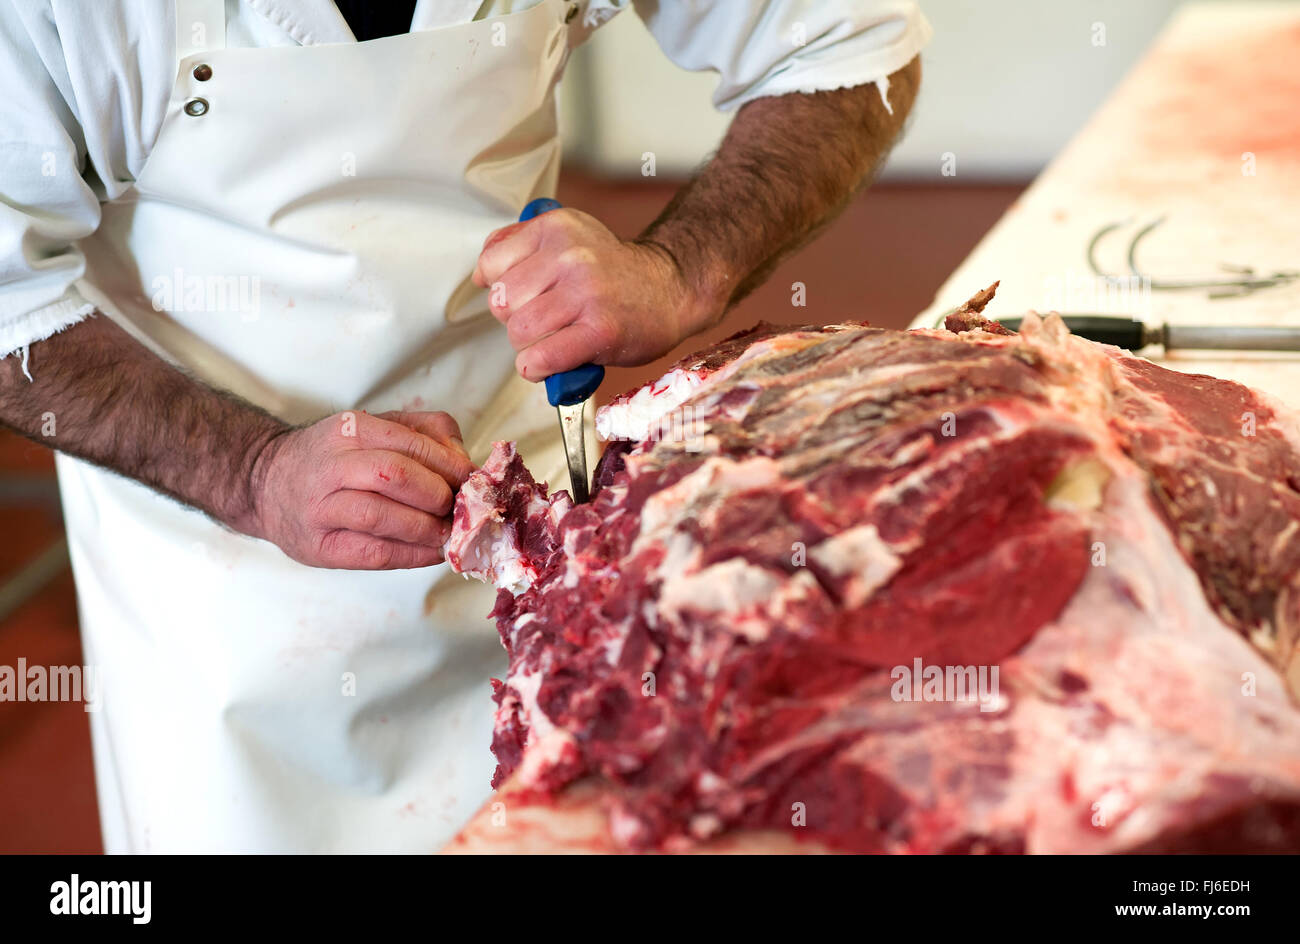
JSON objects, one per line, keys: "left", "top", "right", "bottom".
{"left": 1087, "top": 216, "right": 1299, "bottom": 299}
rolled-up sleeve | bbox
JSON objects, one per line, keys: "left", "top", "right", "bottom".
{"left": 0, "top": 4, "right": 100, "bottom": 360}
{"left": 631, "top": 0, "right": 931, "bottom": 111}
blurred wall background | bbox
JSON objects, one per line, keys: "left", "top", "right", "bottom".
{"left": 560, "top": 0, "right": 1183, "bottom": 179}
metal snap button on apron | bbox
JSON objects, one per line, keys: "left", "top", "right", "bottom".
{"left": 183, "top": 97, "right": 209, "bottom": 117}
{"left": 193, "top": 63, "right": 213, "bottom": 81}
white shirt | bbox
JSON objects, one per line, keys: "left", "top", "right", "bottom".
{"left": 0, "top": 0, "right": 930, "bottom": 361}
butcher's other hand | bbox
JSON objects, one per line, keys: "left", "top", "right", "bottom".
{"left": 249, "top": 410, "right": 475, "bottom": 569}
{"left": 473, "top": 207, "right": 718, "bottom": 381}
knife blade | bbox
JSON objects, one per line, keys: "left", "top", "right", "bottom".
{"left": 545, "top": 364, "right": 604, "bottom": 504}
{"left": 517, "top": 197, "right": 605, "bottom": 503}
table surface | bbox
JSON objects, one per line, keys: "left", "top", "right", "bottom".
{"left": 912, "top": 0, "right": 1300, "bottom": 407}
{"left": 444, "top": 777, "right": 833, "bottom": 854}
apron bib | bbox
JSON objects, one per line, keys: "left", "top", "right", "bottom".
{"left": 61, "top": 0, "right": 579, "bottom": 852}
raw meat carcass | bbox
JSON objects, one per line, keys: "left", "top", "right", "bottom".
{"left": 445, "top": 285, "right": 1300, "bottom": 853}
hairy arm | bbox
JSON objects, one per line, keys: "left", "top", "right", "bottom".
{"left": 475, "top": 57, "right": 921, "bottom": 379}
{"left": 0, "top": 315, "right": 474, "bottom": 568}
{"left": 0, "top": 316, "right": 283, "bottom": 532}
{"left": 644, "top": 56, "right": 922, "bottom": 325}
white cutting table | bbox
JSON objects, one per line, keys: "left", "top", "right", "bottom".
{"left": 913, "top": 0, "right": 1300, "bottom": 407}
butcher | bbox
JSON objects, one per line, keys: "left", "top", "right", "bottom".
{"left": 0, "top": 0, "right": 927, "bottom": 852}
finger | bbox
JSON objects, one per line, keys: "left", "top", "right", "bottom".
{"left": 334, "top": 450, "right": 456, "bottom": 516}
{"left": 318, "top": 490, "right": 451, "bottom": 545}
{"left": 488, "top": 254, "right": 561, "bottom": 322}
{"left": 506, "top": 290, "right": 579, "bottom": 352}
{"left": 355, "top": 414, "right": 475, "bottom": 487}
{"left": 375, "top": 410, "right": 466, "bottom": 451}
{"left": 516, "top": 319, "right": 616, "bottom": 382}
{"left": 317, "top": 531, "right": 446, "bottom": 570}
{"left": 473, "top": 219, "right": 541, "bottom": 288}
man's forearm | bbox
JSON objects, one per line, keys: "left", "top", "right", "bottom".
{"left": 639, "top": 57, "right": 922, "bottom": 334}
{"left": 465, "top": 57, "right": 921, "bottom": 378}
{"left": 0, "top": 315, "right": 287, "bottom": 533}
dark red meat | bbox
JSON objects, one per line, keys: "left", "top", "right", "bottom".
{"left": 447, "top": 286, "right": 1300, "bottom": 853}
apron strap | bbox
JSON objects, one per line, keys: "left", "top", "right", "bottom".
{"left": 175, "top": 0, "right": 227, "bottom": 62}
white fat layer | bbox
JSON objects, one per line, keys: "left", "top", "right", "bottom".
{"left": 809, "top": 524, "right": 903, "bottom": 607}
{"left": 1007, "top": 465, "right": 1300, "bottom": 852}
{"left": 594, "top": 327, "right": 855, "bottom": 444}
{"left": 637, "top": 456, "right": 785, "bottom": 540}
{"left": 660, "top": 564, "right": 823, "bottom": 644}
{"left": 492, "top": 555, "right": 533, "bottom": 596}
{"left": 1255, "top": 385, "right": 1300, "bottom": 455}
{"left": 456, "top": 517, "right": 535, "bottom": 595}
{"left": 660, "top": 559, "right": 785, "bottom": 625}
{"left": 516, "top": 727, "right": 577, "bottom": 785}
{"left": 507, "top": 668, "right": 549, "bottom": 734}
{"left": 656, "top": 531, "right": 702, "bottom": 585}
{"left": 1045, "top": 456, "right": 1112, "bottom": 512}
{"left": 508, "top": 667, "right": 579, "bottom": 786}
{"left": 596, "top": 368, "right": 705, "bottom": 441}
{"left": 452, "top": 492, "right": 553, "bottom": 594}
{"left": 609, "top": 808, "right": 644, "bottom": 847}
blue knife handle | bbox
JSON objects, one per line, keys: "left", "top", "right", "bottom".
{"left": 519, "top": 197, "right": 562, "bottom": 221}
{"left": 517, "top": 198, "right": 606, "bottom": 407}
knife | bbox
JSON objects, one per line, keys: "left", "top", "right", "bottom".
{"left": 994, "top": 315, "right": 1300, "bottom": 353}
{"left": 517, "top": 198, "right": 605, "bottom": 503}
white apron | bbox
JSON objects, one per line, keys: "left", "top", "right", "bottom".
{"left": 59, "top": 0, "right": 581, "bottom": 852}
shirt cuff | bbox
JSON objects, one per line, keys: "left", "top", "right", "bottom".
{"left": 0, "top": 288, "right": 95, "bottom": 360}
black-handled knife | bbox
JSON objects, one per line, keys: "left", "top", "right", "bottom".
{"left": 995, "top": 315, "right": 1300, "bottom": 352}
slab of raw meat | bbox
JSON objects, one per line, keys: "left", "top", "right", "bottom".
{"left": 446, "top": 442, "right": 572, "bottom": 595}
{"left": 445, "top": 285, "right": 1300, "bottom": 853}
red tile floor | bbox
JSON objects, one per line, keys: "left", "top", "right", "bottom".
{"left": 0, "top": 172, "right": 1023, "bottom": 853}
